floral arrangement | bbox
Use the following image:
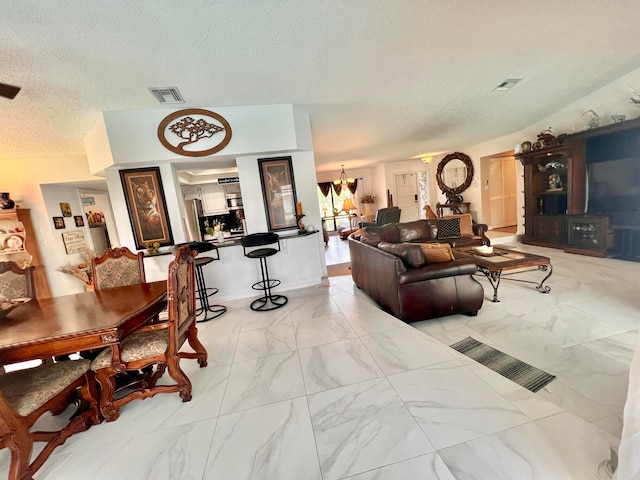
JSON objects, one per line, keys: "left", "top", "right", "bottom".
{"left": 145, "top": 241, "right": 160, "bottom": 254}
{"left": 360, "top": 193, "right": 375, "bottom": 204}
{"left": 57, "top": 249, "right": 95, "bottom": 285}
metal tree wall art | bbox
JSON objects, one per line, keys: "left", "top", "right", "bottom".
{"left": 170, "top": 116, "right": 224, "bottom": 147}
{"left": 157, "top": 108, "right": 232, "bottom": 157}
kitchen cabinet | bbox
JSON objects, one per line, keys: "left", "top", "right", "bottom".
{"left": 182, "top": 185, "right": 202, "bottom": 200}
{"left": 201, "top": 185, "right": 228, "bottom": 215}
{"left": 223, "top": 183, "right": 241, "bottom": 195}
{"left": 0, "top": 208, "right": 51, "bottom": 298}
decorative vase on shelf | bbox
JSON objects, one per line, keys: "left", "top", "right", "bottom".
{"left": 363, "top": 203, "right": 374, "bottom": 219}
{"left": 0, "top": 193, "right": 15, "bottom": 209}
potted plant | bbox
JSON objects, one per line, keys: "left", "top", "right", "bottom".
{"left": 360, "top": 193, "right": 375, "bottom": 204}
{"left": 360, "top": 193, "right": 375, "bottom": 219}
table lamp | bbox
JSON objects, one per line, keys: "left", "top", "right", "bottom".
{"left": 341, "top": 198, "right": 357, "bottom": 228}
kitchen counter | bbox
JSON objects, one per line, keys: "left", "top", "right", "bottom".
{"left": 143, "top": 229, "right": 325, "bottom": 302}
{"left": 205, "top": 229, "right": 318, "bottom": 248}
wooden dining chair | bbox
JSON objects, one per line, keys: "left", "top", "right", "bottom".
{"left": 90, "top": 245, "right": 208, "bottom": 421}
{"left": 0, "top": 261, "right": 38, "bottom": 373}
{"left": 0, "top": 360, "right": 100, "bottom": 480}
{"left": 0, "top": 261, "right": 35, "bottom": 301}
{"left": 91, "top": 246, "right": 146, "bottom": 291}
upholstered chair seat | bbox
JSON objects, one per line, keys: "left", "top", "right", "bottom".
{"left": 91, "top": 330, "right": 168, "bottom": 370}
{"left": 0, "top": 360, "right": 99, "bottom": 480}
{"left": 0, "top": 360, "right": 92, "bottom": 416}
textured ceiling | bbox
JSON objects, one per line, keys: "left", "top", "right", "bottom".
{"left": 2, "top": 1, "right": 640, "bottom": 174}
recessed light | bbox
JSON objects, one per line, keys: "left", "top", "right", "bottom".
{"left": 493, "top": 78, "right": 523, "bottom": 92}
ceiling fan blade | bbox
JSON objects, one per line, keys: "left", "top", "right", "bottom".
{"left": 0, "top": 83, "right": 21, "bottom": 99}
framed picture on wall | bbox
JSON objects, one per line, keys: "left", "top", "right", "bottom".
{"left": 60, "top": 202, "right": 72, "bottom": 217}
{"left": 119, "top": 167, "right": 174, "bottom": 249}
{"left": 53, "top": 217, "right": 65, "bottom": 229}
{"left": 258, "top": 156, "right": 298, "bottom": 231}
{"left": 74, "top": 215, "right": 85, "bottom": 227}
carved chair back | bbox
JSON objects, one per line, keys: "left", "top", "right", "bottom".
{"left": 91, "top": 247, "right": 145, "bottom": 291}
{"left": 0, "top": 261, "right": 35, "bottom": 301}
{"left": 90, "top": 245, "right": 207, "bottom": 422}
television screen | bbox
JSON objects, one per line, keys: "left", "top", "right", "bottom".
{"left": 587, "top": 156, "right": 640, "bottom": 215}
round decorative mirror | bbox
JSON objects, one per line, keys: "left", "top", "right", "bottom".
{"left": 436, "top": 152, "right": 474, "bottom": 201}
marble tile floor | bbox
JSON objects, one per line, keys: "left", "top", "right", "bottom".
{"left": 3, "top": 242, "right": 639, "bottom": 479}
{"left": 324, "top": 232, "right": 351, "bottom": 266}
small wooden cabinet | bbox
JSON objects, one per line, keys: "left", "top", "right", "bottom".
{"left": 0, "top": 208, "right": 51, "bottom": 298}
{"left": 566, "top": 215, "right": 612, "bottom": 257}
{"left": 533, "top": 215, "right": 566, "bottom": 244}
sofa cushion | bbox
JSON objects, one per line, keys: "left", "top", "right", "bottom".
{"left": 397, "top": 220, "right": 436, "bottom": 243}
{"left": 378, "top": 242, "right": 426, "bottom": 268}
{"left": 441, "top": 235, "right": 485, "bottom": 248}
{"left": 362, "top": 223, "right": 399, "bottom": 244}
{"left": 437, "top": 217, "right": 462, "bottom": 239}
{"left": 419, "top": 242, "right": 455, "bottom": 263}
{"left": 445, "top": 213, "right": 474, "bottom": 236}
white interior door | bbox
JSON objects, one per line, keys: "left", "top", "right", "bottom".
{"left": 489, "top": 157, "right": 517, "bottom": 228}
{"left": 394, "top": 173, "right": 419, "bottom": 222}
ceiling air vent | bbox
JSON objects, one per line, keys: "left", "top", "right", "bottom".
{"left": 148, "top": 87, "right": 185, "bottom": 103}
{"left": 493, "top": 78, "right": 523, "bottom": 92}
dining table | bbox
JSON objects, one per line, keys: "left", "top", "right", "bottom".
{"left": 0, "top": 281, "right": 167, "bottom": 366}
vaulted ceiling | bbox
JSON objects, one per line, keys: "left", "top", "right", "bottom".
{"left": 2, "top": 1, "right": 640, "bottom": 173}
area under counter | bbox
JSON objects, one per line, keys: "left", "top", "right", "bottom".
{"left": 143, "top": 230, "right": 325, "bottom": 302}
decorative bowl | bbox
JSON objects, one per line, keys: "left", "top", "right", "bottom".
{"left": 474, "top": 245, "right": 494, "bottom": 255}
{"left": 0, "top": 298, "right": 31, "bottom": 319}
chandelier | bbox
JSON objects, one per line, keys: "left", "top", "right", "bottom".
{"left": 333, "top": 164, "right": 355, "bottom": 186}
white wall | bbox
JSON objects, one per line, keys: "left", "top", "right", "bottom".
{"left": 87, "top": 104, "right": 307, "bottom": 173}
{"left": 0, "top": 153, "right": 105, "bottom": 296}
{"left": 460, "top": 66, "right": 640, "bottom": 229}
{"left": 96, "top": 104, "right": 327, "bottom": 295}
{"left": 40, "top": 183, "right": 92, "bottom": 296}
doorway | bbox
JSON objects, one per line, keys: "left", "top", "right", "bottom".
{"left": 481, "top": 152, "right": 518, "bottom": 229}
{"left": 77, "top": 189, "right": 117, "bottom": 256}
{"left": 394, "top": 173, "right": 419, "bottom": 222}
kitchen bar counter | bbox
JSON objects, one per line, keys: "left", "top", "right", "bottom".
{"left": 143, "top": 230, "right": 325, "bottom": 302}
{"left": 205, "top": 229, "right": 319, "bottom": 248}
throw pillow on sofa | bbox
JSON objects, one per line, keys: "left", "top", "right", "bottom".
{"left": 444, "top": 213, "right": 474, "bottom": 237}
{"left": 419, "top": 243, "right": 455, "bottom": 263}
{"left": 437, "top": 217, "right": 462, "bottom": 239}
{"left": 377, "top": 242, "right": 427, "bottom": 268}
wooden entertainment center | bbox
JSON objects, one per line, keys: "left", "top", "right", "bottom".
{"left": 517, "top": 117, "right": 640, "bottom": 260}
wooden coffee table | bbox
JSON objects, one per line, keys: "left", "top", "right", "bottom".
{"left": 453, "top": 246, "right": 553, "bottom": 302}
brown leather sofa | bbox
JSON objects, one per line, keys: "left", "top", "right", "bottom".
{"left": 347, "top": 219, "right": 486, "bottom": 322}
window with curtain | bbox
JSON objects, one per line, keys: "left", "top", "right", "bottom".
{"left": 317, "top": 184, "right": 355, "bottom": 232}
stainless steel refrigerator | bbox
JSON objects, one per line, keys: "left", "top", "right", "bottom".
{"left": 183, "top": 198, "right": 203, "bottom": 242}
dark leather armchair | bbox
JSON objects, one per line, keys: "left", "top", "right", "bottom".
{"left": 360, "top": 207, "right": 401, "bottom": 227}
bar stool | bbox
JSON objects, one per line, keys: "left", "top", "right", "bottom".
{"left": 181, "top": 242, "right": 227, "bottom": 322}
{"left": 240, "top": 232, "right": 288, "bottom": 311}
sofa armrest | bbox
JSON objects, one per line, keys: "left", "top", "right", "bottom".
{"left": 397, "top": 258, "right": 477, "bottom": 284}
{"left": 473, "top": 223, "right": 491, "bottom": 246}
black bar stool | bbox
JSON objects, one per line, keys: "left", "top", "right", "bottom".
{"left": 180, "top": 242, "right": 227, "bottom": 322}
{"left": 240, "top": 232, "right": 288, "bottom": 311}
